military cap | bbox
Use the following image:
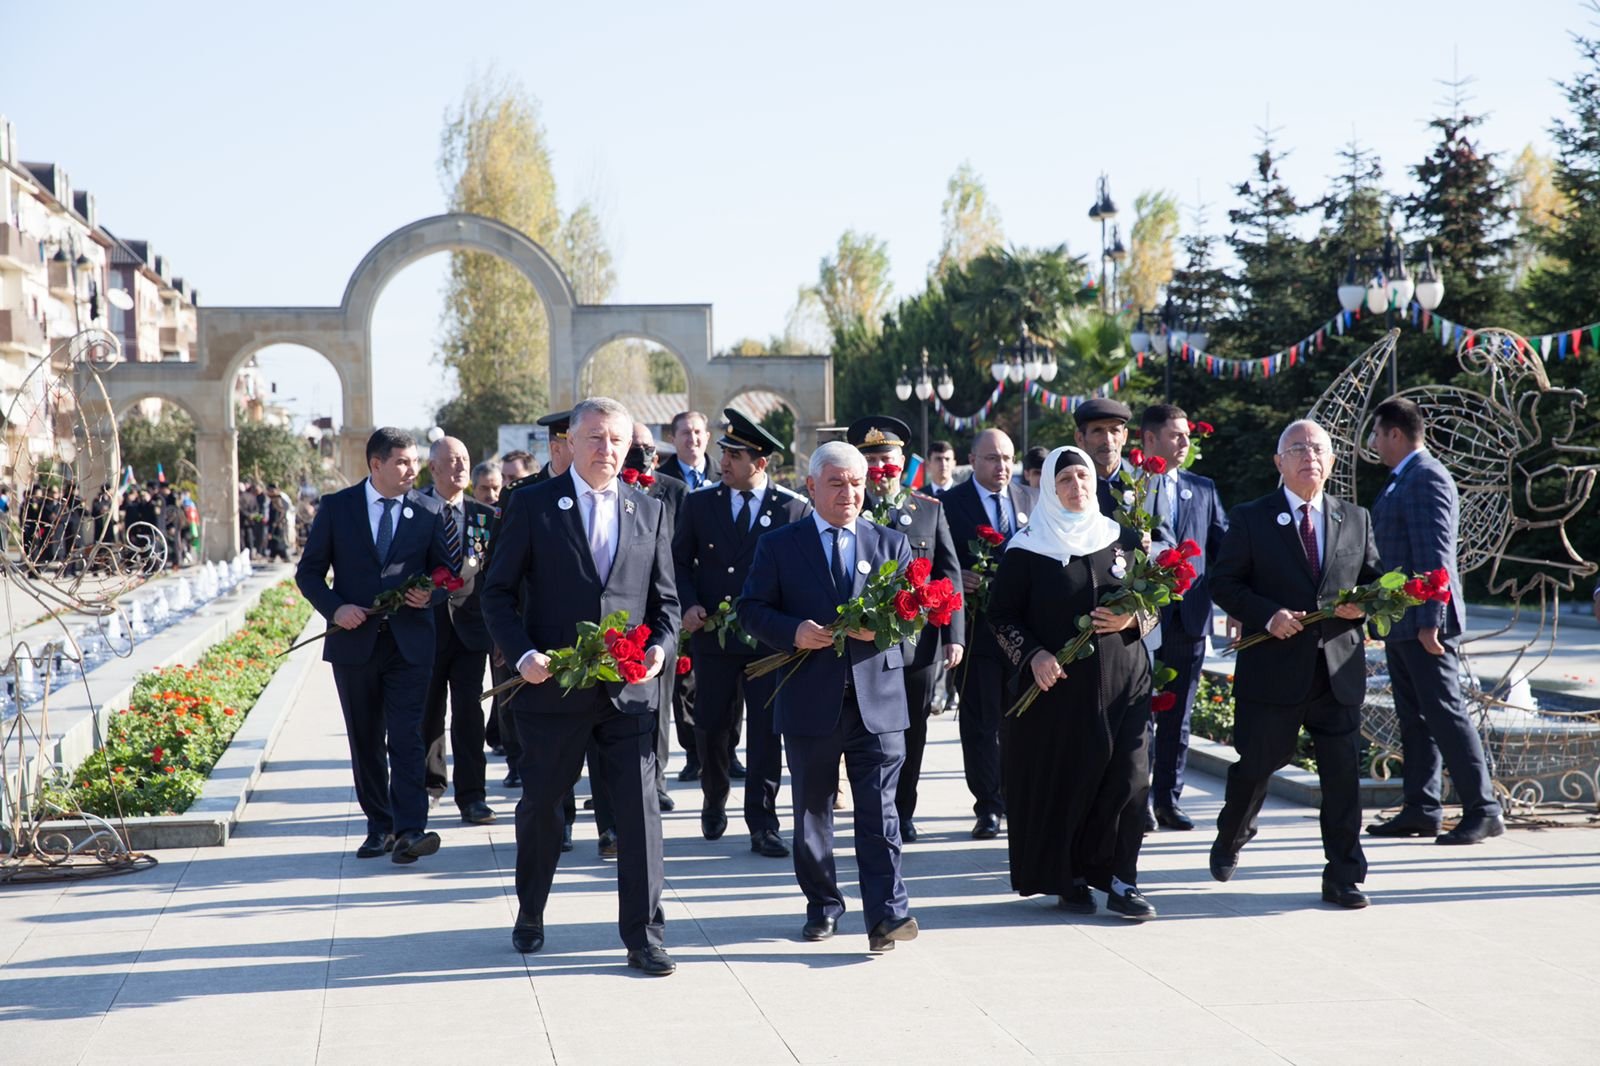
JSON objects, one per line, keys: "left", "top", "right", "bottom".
{"left": 1072, "top": 397, "right": 1133, "bottom": 428}
{"left": 846, "top": 415, "right": 911, "bottom": 454}
{"left": 717, "top": 408, "right": 784, "bottom": 457}
{"left": 536, "top": 409, "right": 573, "bottom": 440}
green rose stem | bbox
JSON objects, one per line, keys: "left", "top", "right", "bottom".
{"left": 1225, "top": 569, "right": 1426, "bottom": 654}
{"left": 277, "top": 573, "right": 434, "bottom": 657}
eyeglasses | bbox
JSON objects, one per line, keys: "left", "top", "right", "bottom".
{"left": 1280, "top": 443, "right": 1330, "bottom": 458}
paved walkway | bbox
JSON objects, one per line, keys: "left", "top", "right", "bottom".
{"left": 3, "top": 664, "right": 1599, "bottom": 1065}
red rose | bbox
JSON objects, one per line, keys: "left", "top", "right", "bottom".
{"left": 620, "top": 468, "right": 640, "bottom": 485}
{"left": 906, "top": 557, "right": 933, "bottom": 587}
{"left": 1178, "top": 539, "right": 1202, "bottom": 559}
{"left": 609, "top": 637, "right": 644, "bottom": 664}
{"left": 915, "top": 582, "right": 946, "bottom": 609}
{"left": 675, "top": 655, "right": 692, "bottom": 676}
{"left": 1173, "top": 574, "right": 1194, "bottom": 595}
{"left": 431, "top": 566, "right": 454, "bottom": 587}
{"left": 1432, "top": 588, "right": 1452, "bottom": 604}
{"left": 627, "top": 624, "right": 652, "bottom": 646}
{"left": 881, "top": 464, "right": 901, "bottom": 480}
{"left": 893, "top": 589, "right": 921, "bottom": 622}
{"left": 868, "top": 466, "right": 890, "bottom": 481}
{"left": 929, "top": 591, "right": 962, "bottom": 627}
{"left": 1151, "top": 691, "right": 1178, "bottom": 713}
{"left": 640, "top": 473, "right": 655, "bottom": 487}
{"left": 976, "top": 525, "right": 1004, "bottom": 547}
{"left": 1143, "top": 455, "right": 1168, "bottom": 475}
{"left": 1427, "top": 568, "right": 1449, "bottom": 590}
{"left": 1193, "top": 421, "right": 1214, "bottom": 436}
{"left": 618, "top": 660, "right": 648, "bottom": 684}
{"left": 603, "top": 627, "right": 623, "bottom": 650}
{"left": 1403, "top": 578, "right": 1428, "bottom": 600}
{"left": 446, "top": 574, "right": 465, "bottom": 592}
{"left": 1157, "top": 548, "right": 1183, "bottom": 569}
{"left": 1128, "top": 448, "right": 1145, "bottom": 468}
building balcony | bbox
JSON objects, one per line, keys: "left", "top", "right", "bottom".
{"left": 0, "top": 224, "right": 37, "bottom": 272}
{"left": 0, "top": 309, "right": 46, "bottom": 357}
{"left": 158, "top": 326, "right": 191, "bottom": 354}
{"left": 48, "top": 258, "right": 74, "bottom": 298}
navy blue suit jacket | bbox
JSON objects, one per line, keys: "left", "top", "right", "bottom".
{"left": 1371, "top": 450, "right": 1466, "bottom": 641}
{"left": 1153, "top": 469, "right": 1229, "bottom": 639}
{"left": 295, "top": 481, "right": 450, "bottom": 667}
{"left": 738, "top": 517, "right": 913, "bottom": 738}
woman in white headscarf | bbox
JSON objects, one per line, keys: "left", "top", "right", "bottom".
{"left": 989, "top": 445, "right": 1159, "bottom": 919}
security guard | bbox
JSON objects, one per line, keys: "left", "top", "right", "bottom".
{"left": 848, "top": 415, "right": 965, "bottom": 844}
{"left": 673, "top": 409, "right": 811, "bottom": 856}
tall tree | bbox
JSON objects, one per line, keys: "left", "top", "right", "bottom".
{"left": 1166, "top": 204, "right": 1232, "bottom": 328}
{"left": 1319, "top": 138, "right": 1390, "bottom": 275}
{"left": 1509, "top": 145, "right": 1565, "bottom": 285}
{"left": 556, "top": 201, "right": 616, "bottom": 304}
{"left": 812, "top": 230, "right": 893, "bottom": 337}
{"left": 933, "top": 162, "right": 1004, "bottom": 277}
{"left": 1119, "top": 190, "right": 1180, "bottom": 315}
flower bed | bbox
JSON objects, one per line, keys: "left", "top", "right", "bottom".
{"left": 41, "top": 582, "right": 312, "bottom": 817}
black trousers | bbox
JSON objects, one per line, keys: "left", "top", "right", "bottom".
{"left": 330, "top": 628, "right": 432, "bottom": 836}
{"left": 1215, "top": 661, "right": 1368, "bottom": 884}
{"left": 513, "top": 690, "right": 665, "bottom": 950}
{"left": 1151, "top": 631, "right": 1207, "bottom": 810}
{"left": 786, "top": 693, "right": 908, "bottom": 933}
{"left": 693, "top": 655, "right": 782, "bottom": 835}
{"left": 489, "top": 659, "right": 522, "bottom": 766}
{"left": 421, "top": 621, "right": 488, "bottom": 809}
{"left": 1386, "top": 638, "right": 1498, "bottom": 819}
{"left": 894, "top": 661, "right": 939, "bottom": 822}
{"left": 958, "top": 655, "right": 1007, "bottom": 818}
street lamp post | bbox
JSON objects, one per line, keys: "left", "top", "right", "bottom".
{"left": 1130, "top": 294, "right": 1209, "bottom": 403}
{"left": 989, "top": 324, "right": 1059, "bottom": 455}
{"left": 895, "top": 347, "right": 954, "bottom": 458}
{"left": 1087, "top": 175, "right": 1126, "bottom": 312}
{"left": 1335, "top": 214, "right": 1445, "bottom": 396}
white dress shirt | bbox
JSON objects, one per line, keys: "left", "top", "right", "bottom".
{"left": 1283, "top": 486, "right": 1326, "bottom": 565}
{"left": 515, "top": 469, "right": 622, "bottom": 673}
{"left": 364, "top": 478, "right": 407, "bottom": 545}
{"left": 812, "top": 510, "right": 857, "bottom": 574}
{"left": 979, "top": 483, "right": 1017, "bottom": 533}
{"left": 730, "top": 483, "right": 766, "bottom": 524}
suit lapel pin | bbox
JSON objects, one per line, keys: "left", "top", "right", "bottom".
{"left": 558, "top": 496, "right": 574, "bottom": 510}
{"left": 856, "top": 559, "right": 871, "bottom": 575}
{"left": 402, "top": 506, "right": 414, "bottom": 519}
{"left": 624, "top": 498, "right": 636, "bottom": 515}
{"left": 1385, "top": 483, "right": 1397, "bottom": 494}
{"left": 759, "top": 514, "right": 771, "bottom": 527}
{"left": 1180, "top": 489, "right": 1193, "bottom": 501}
{"left": 1017, "top": 511, "right": 1028, "bottom": 524}
{"left": 1276, "top": 512, "right": 1292, "bottom": 525}
{"left": 899, "top": 514, "right": 912, "bottom": 526}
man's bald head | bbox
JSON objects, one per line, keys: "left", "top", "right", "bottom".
{"left": 428, "top": 436, "right": 471, "bottom": 500}
{"left": 969, "top": 429, "right": 1015, "bottom": 493}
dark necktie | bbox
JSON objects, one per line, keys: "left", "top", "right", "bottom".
{"left": 443, "top": 503, "right": 463, "bottom": 569}
{"left": 376, "top": 498, "right": 396, "bottom": 561}
{"left": 1299, "top": 503, "right": 1321, "bottom": 584}
{"left": 736, "top": 490, "right": 754, "bottom": 537}
{"left": 829, "top": 527, "right": 852, "bottom": 602}
{"left": 686, "top": 466, "right": 702, "bottom": 490}
{"left": 989, "top": 492, "right": 1011, "bottom": 537}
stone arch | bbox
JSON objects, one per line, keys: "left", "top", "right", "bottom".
{"left": 218, "top": 336, "right": 352, "bottom": 433}
{"left": 720, "top": 385, "right": 809, "bottom": 469}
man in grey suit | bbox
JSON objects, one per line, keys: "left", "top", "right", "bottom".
{"left": 1366, "top": 398, "right": 1504, "bottom": 844}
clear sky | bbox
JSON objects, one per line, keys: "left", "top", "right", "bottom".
{"left": 2, "top": 0, "right": 1581, "bottom": 430}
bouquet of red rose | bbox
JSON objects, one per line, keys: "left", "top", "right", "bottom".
{"left": 1007, "top": 539, "right": 1198, "bottom": 717}
{"left": 620, "top": 468, "right": 656, "bottom": 489}
{"left": 1181, "top": 417, "right": 1215, "bottom": 470}
{"left": 480, "top": 610, "right": 655, "bottom": 702}
{"left": 745, "top": 556, "right": 962, "bottom": 696}
{"left": 1227, "top": 568, "right": 1451, "bottom": 653}
{"left": 864, "top": 463, "right": 909, "bottom": 526}
{"left": 279, "top": 570, "right": 450, "bottom": 656}
{"left": 1113, "top": 449, "right": 1171, "bottom": 534}
{"left": 701, "top": 595, "right": 757, "bottom": 650}
{"left": 967, "top": 524, "right": 1006, "bottom": 614}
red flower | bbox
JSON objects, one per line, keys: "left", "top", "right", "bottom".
{"left": 1156, "top": 548, "right": 1183, "bottom": 569}
{"left": 430, "top": 566, "right": 454, "bottom": 587}
{"left": 929, "top": 591, "right": 963, "bottom": 627}
{"left": 906, "top": 557, "right": 933, "bottom": 587}
{"left": 880, "top": 464, "right": 901, "bottom": 481}
{"left": 1403, "top": 578, "right": 1428, "bottom": 600}
{"left": 603, "top": 627, "right": 623, "bottom": 649}
{"left": 223, "top": 708, "right": 236, "bottom": 716}
{"left": 893, "top": 589, "right": 921, "bottom": 621}
{"left": 1143, "top": 455, "right": 1168, "bottom": 475}
{"left": 639, "top": 473, "right": 655, "bottom": 487}
{"left": 1173, "top": 574, "right": 1194, "bottom": 596}
{"left": 1178, "top": 539, "right": 1202, "bottom": 559}
{"left": 675, "top": 655, "right": 692, "bottom": 676}
{"left": 1432, "top": 588, "right": 1452, "bottom": 604}
{"left": 618, "top": 660, "right": 648, "bottom": 684}
{"left": 150, "top": 746, "right": 164, "bottom": 763}
{"left": 1193, "top": 421, "right": 1214, "bottom": 436}
{"left": 867, "top": 466, "right": 890, "bottom": 481}
{"left": 609, "top": 637, "right": 644, "bottom": 664}
{"left": 915, "top": 582, "right": 945, "bottom": 609}
{"left": 1151, "top": 691, "right": 1178, "bottom": 713}
{"left": 976, "top": 525, "right": 1005, "bottom": 547}
{"left": 1427, "top": 568, "right": 1449, "bottom": 590}
{"left": 164, "top": 765, "right": 177, "bottom": 774}
{"left": 627, "top": 624, "right": 652, "bottom": 646}
{"left": 1128, "top": 448, "right": 1145, "bottom": 467}
{"left": 620, "top": 468, "right": 640, "bottom": 485}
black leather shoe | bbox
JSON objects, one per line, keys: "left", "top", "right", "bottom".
{"left": 1154, "top": 805, "right": 1194, "bottom": 831}
{"left": 1107, "top": 885, "right": 1157, "bottom": 919}
{"left": 971, "top": 813, "right": 1001, "bottom": 840}
{"left": 502, "top": 769, "right": 522, "bottom": 789}
{"left": 1366, "top": 809, "right": 1441, "bottom": 837}
{"left": 560, "top": 823, "right": 574, "bottom": 853}
{"left": 729, "top": 756, "right": 747, "bottom": 780}
{"left": 868, "top": 915, "right": 919, "bottom": 953}
{"left": 582, "top": 798, "right": 594, "bottom": 810}
{"left": 750, "top": 829, "right": 790, "bottom": 858}
{"left": 1057, "top": 885, "right": 1096, "bottom": 915}
{"left": 1142, "top": 806, "right": 1158, "bottom": 834}
{"left": 901, "top": 819, "right": 918, "bottom": 843}
{"left": 656, "top": 789, "right": 676, "bottom": 812}
{"left": 1436, "top": 810, "right": 1506, "bottom": 845}
{"left": 391, "top": 830, "right": 441, "bottom": 865}
{"left": 512, "top": 911, "right": 545, "bottom": 953}
{"left": 701, "top": 807, "right": 728, "bottom": 841}
{"left": 626, "top": 945, "right": 677, "bottom": 976}
{"left": 1321, "top": 879, "right": 1370, "bottom": 908}
{"left": 802, "top": 915, "right": 837, "bottom": 941}
{"left": 1209, "top": 844, "right": 1238, "bottom": 883}
{"left": 597, "top": 829, "right": 619, "bottom": 858}
{"left": 460, "top": 801, "right": 497, "bottom": 825}
{"left": 355, "top": 832, "right": 394, "bottom": 858}
{"left": 677, "top": 762, "right": 701, "bottom": 783}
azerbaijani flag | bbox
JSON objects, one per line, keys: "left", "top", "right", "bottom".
{"left": 156, "top": 462, "right": 166, "bottom": 484}
{"left": 905, "top": 454, "right": 925, "bottom": 490}
{"left": 120, "top": 465, "right": 135, "bottom": 491}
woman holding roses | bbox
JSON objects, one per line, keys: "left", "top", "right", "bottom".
{"left": 989, "top": 446, "right": 1159, "bottom": 920}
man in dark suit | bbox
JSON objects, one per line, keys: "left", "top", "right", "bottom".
{"left": 481, "top": 397, "right": 680, "bottom": 975}
{"left": 1139, "top": 404, "right": 1229, "bottom": 831}
{"left": 420, "top": 435, "right": 498, "bottom": 827}
{"left": 849, "top": 415, "right": 965, "bottom": 843}
{"left": 1209, "top": 419, "right": 1382, "bottom": 908}
{"left": 674, "top": 409, "right": 811, "bottom": 858}
{"left": 657, "top": 410, "right": 718, "bottom": 491}
{"left": 941, "top": 427, "right": 1031, "bottom": 839}
{"left": 739, "top": 441, "right": 920, "bottom": 952}
{"left": 1366, "top": 397, "right": 1503, "bottom": 844}
{"left": 923, "top": 439, "right": 959, "bottom": 499}
{"left": 488, "top": 449, "right": 539, "bottom": 793}
{"left": 1074, "top": 397, "right": 1135, "bottom": 519}
{"left": 295, "top": 427, "right": 453, "bottom": 864}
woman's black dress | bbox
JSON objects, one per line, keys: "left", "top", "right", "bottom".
{"left": 989, "top": 529, "right": 1153, "bottom": 895}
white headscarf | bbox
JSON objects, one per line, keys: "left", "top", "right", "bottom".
{"left": 1005, "top": 445, "right": 1120, "bottom": 565}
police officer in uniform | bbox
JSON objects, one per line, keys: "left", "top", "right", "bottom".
{"left": 673, "top": 410, "right": 811, "bottom": 856}
{"left": 849, "top": 416, "right": 965, "bottom": 843}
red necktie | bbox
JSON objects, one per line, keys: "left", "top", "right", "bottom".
{"left": 1298, "top": 503, "right": 1321, "bottom": 584}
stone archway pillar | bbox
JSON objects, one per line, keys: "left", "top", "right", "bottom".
{"left": 336, "top": 429, "right": 368, "bottom": 483}
{"left": 196, "top": 428, "right": 240, "bottom": 560}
